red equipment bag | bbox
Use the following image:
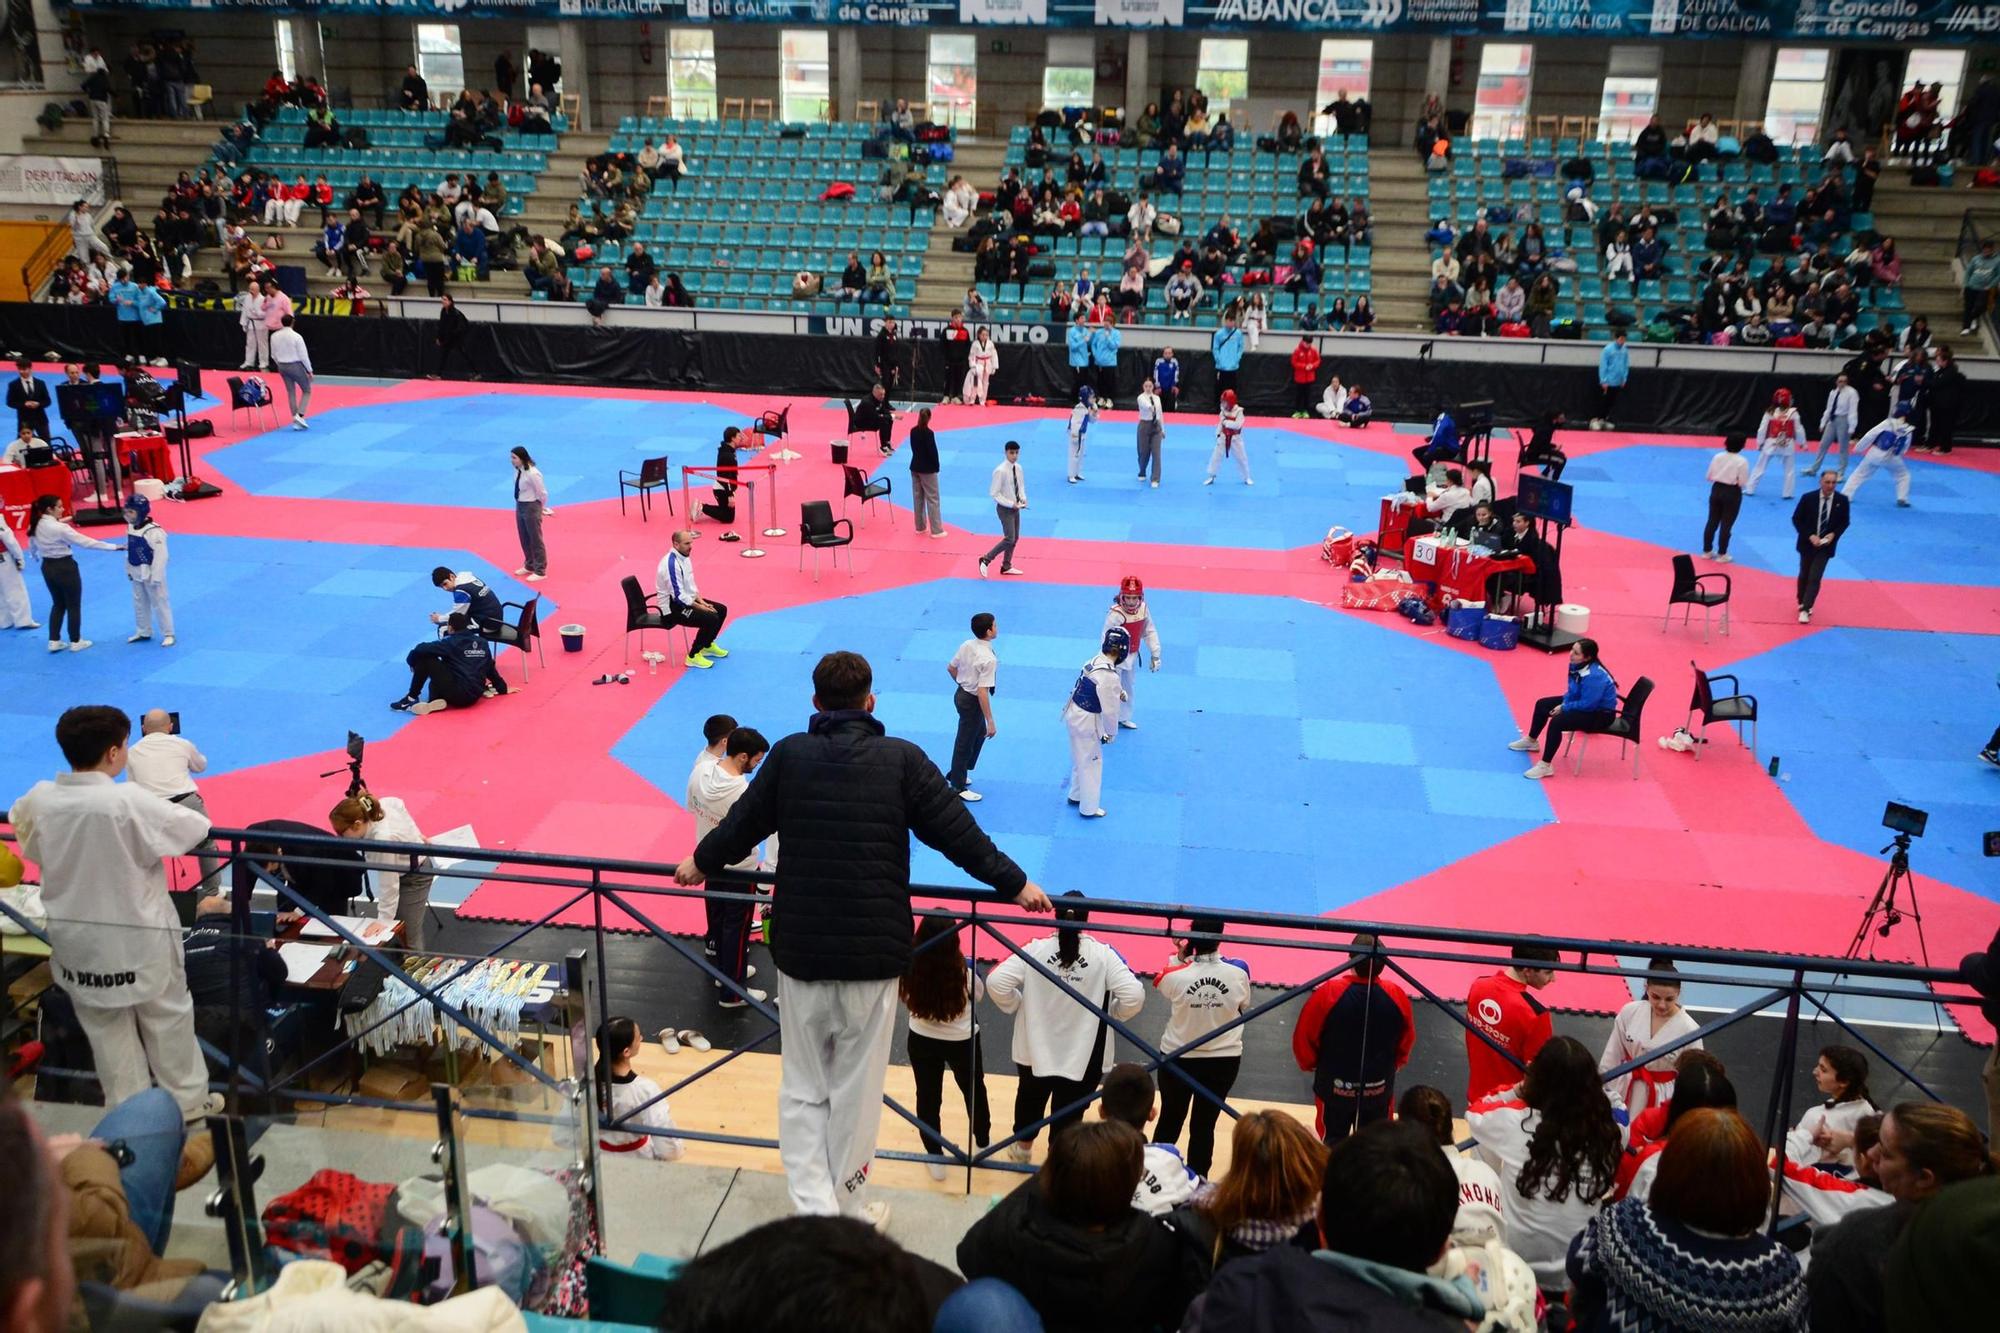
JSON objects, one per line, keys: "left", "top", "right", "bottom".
{"left": 1499, "top": 322, "right": 1530, "bottom": 338}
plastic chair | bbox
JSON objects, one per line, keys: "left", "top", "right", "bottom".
{"left": 1687, "top": 661, "right": 1757, "bottom": 761}
{"left": 620, "top": 576, "right": 688, "bottom": 664}
{"left": 585, "top": 1254, "right": 682, "bottom": 1325}
{"left": 226, "top": 376, "right": 277, "bottom": 433}
{"left": 482, "top": 595, "right": 545, "bottom": 682}
{"left": 1664, "top": 553, "right": 1731, "bottom": 640}
{"left": 841, "top": 464, "right": 892, "bottom": 525}
{"left": 798, "top": 500, "right": 854, "bottom": 581}
{"left": 618, "top": 456, "right": 674, "bottom": 520}
{"left": 1563, "top": 677, "right": 1654, "bottom": 778}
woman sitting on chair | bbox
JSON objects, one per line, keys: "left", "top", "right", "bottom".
{"left": 1507, "top": 637, "right": 1617, "bottom": 781}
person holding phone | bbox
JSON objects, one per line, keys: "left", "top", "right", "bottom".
{"left": 126, "top": 709, "right": 223, "bottom": 907}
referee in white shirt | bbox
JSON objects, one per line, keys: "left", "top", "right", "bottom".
{"left": 1135, "top": 379, "right": 1164, "bottom": 487}
{"left": 125, "top": 708, "right": 223, "bottom": 909}
{"left": 978, "top": 440, "right": 1028, "bottom": 578}
{"left": 270, "top": 314, "right": 314, "bottom": 428}
{"left": 10, "top": 705, "right": 215, "bottom": 1120}
{"left": 945, "top": 613, "right": 998, "bottom": 801}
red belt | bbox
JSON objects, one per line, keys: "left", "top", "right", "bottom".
{"left": 598, "top": 1137, "right": 647, "bottom": 1153}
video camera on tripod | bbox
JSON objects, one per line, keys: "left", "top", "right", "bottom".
{"left": 318, "top": 731, "right": 368, "bottom": 798}
{"left": 1846, "top": 801, "right": 1929, "bottom": 959}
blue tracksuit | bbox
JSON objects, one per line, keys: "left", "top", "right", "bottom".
{"left": 1562, "top": 661, "right": 1618, "bottom": 713}
{"left": 1090, "top": 325, "right": 1120, "bottom": 367}
{"left": 1067, "top": 322, "right": 1091, "bottom": 368}
{"left": 1154, "top": 356, "right": 1179, "bottom": 395}
{"left": 1598, "top": 339, "right": 1629, "bottom": 387}
{"left": 1212, "top": 326, "right": 1244, "bottom": 372}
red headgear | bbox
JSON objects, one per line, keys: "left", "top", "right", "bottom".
{"left": 1773, "top": 388, "right": 1793, "bottom": 407}
{"left": 1222, "top": 389, "right": 1238, "bottom": 407}
{"left": 1119, "top": 575, "right": 1144, "bottom": 599}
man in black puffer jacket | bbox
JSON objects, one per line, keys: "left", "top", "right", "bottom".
{"left": 679, "top": 650, "right": 1050, "bottom": 1223}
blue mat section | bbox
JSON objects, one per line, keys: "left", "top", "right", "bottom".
{"left": 1565, "top": 445, "right": 2000, "bottom": 587}
{"left": 613, "top": 580, "right": 1551, "bottom": 914}
{"left": 0, "top": 535, "right": 546, "bottom": 803}
{"left": 1721, "top": 628, "right": 1998, "bottom": 905}
{"left": 929, "top": 421, "right": 1409, "bottom": 550}
{"left": 203, "top": 393, "right": 747, "bottom": 509}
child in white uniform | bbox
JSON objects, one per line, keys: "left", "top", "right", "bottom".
{"left": 0, "top": 519, "right": 35, "bottom": 629}
{"left": 1061, "top": 626, "right": 1128, "bottom": 818}
{"left": 964, "top": 329, "right": 999, "bottom": 406}
{"left": 1066, "top": 384, "right": 1098, "bottom": 483}
{"left": 1598, "top": 958, "right": 1702, "bottom": 1120}
{"left": 122, "top": 495, "right": 174, "bottom": 647}
{"left": 1101, "top": 576, "right": 1162, "bottom": 730}
{"left": 1784, "top": 1044, "right": 1877, "bottom": 1170}
{"left": 595, "top": 1016, "right": 684, "bottom": 1160}
{"left": 1206, "top": 389, "right": 1251, "bottom": 484}
{"left": 1745, "top": 388, "right": 1804, "bottom": 499}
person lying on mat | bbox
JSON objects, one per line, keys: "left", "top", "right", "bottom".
{"left": 1507, "top": 637, "right": 1618, "bottom": 781}
{"left": 393, "top": 611, "right": 508, "bottom": 715}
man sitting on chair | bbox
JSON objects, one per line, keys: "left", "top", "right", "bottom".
{"left": 1507, "top": 637, "right": 1618, "bottom": 781}
{"left": 657, "top": 529, "right": 730, "bottom": 671}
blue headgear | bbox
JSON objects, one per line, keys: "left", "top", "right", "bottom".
{"left": 1891, "top": 401, "right": 1912, "bottom": 419}
{"left": 1101, "top": 625, "right": 1131, "bottom": 660}
{"left": 122, "top": 494, "right": 150, "bottom": 525}
{"left": 1078, "top": 384, "right": 1094, "bottom": 404}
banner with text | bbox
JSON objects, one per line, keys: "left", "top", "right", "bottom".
{"left": 55, "top": 0, "right": 2000, "bottom": 42}
{"left": 0, "top": 156, "right": 108, "bottom": 208}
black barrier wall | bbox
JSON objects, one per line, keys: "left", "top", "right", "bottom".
{"left": 4, "top": 304, "right": 1987, "bottom": 439}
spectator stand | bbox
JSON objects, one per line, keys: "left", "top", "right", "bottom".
{"left": 1427, "top": 134, "right": 1905, "bottom": 345}
{"left": 976, "top": 124, "right": 1369, "bottom": 328}
{"left": 572, "top": 118, "right": 933, "bottom": 318}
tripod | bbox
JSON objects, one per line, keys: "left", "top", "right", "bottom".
{"left": 1843, "top": 833, "right": 1930, "bottom": 966}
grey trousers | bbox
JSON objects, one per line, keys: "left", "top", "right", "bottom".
{"left": 174, "top": 790, "right": 224, "bottom": 894}
{"left": 911, "top": 471, "right": 943, "bottom": 534}
{"left": 980, "top": 504, "right": 1021, "bottom": 571}
{"left": 1136, "top": 418, "right": 1164, "bottom": 482}
{"left": 394, "top": 873, "right": 435, "bottom": 950}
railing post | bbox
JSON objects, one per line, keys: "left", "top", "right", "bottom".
{"left": 431, "top": 1083, "right": 479, "bottom": 1295}
{"left": 203, "top": 1113, "right": 274, "bottom": 1297}
{"left": 562, "top": 950, "right": 605, "bottom": 1253}
{"left": 965, "top": 896, "right": 980, "bottom": 1196}
{"left": 1763, "top": 968, "right": 1806, "bottom": 1236}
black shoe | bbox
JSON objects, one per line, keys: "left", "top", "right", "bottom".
{"left": 389, "top": 696, "right": 416, "bottom": 711}
{"left": 1981, "top": 748, "right": 2000, "bottom": 768}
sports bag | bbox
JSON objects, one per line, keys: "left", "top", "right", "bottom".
{"left": 1549, "top": 318, "right": 1581, "bottom": 340}
{"left": 1499, "top": 322, "right": 1530, "bottom": 338}
{"left": 1320, "top": 526, "right": 1358, "bottom": 567}
{"left": 263, "top": 1169, "right": 396, "bottom": 1274}
{"left": 926, "top": 143, "right": 955, "bottom": 163}
{"left": 1154, "top": 213, "right": 1182, "bottom": 236}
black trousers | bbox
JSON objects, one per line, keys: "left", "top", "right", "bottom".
{"left": 908, "top": 1030, "right": 991, "bottom": 1154}
{"left": 1095, "top": 364, "right": 1117, "bottom": 399}
{"left": 1704, "top": 481, "right": 1743, "bottom": 554}
{"left": 1154, "top": 1055, "right": 1241, "bottom": 1177}
{"left": 681, "top": 600, "right": 727, "bottom": 655}
{"left": 41, "top": 555, "right": 82, "bottom": 643}
{"left": 705, "top": 889, "right": 753, "bottom": 988}
{"left": 405, "top": 657, "right": 479, "bottom": 707}
{"left": 1014, "top": 1066, "right": 1101, "bottom": 1145}
{"left": 946, "top": 687, "right": 987, "bottom": 791}
{"left": 1797, "top": 545, "right": 1835, "bottom": 612}
{"left": 1072, "top": 364, "right": 1091, "bottom": 398}
{"left": 1160, "top": 386, "right": 1177, "bottom": 413}
{"left": 1292, "top": 381, "right": 1315, "bottom": 412}
{"left": 1317, "top": 1082, "right": 1394, "bottom": 1144}
{"left": 435, "top": 338, "right": 466, "bottom": 378}
{"left": 1216, "top": 369, "right": 1239, "bottom": 397}
{"left": 426, "top": 262, "right": 446, "bottom": 297}
{"left": 1598, "top": 383, "right": 1623, "bottom": 421}
{"left": 1528, "top": 696, "right": 1615, "bottom": 763}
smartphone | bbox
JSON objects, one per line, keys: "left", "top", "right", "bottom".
{"left": 168, "top": 711, "right": 181, "bottom": 735}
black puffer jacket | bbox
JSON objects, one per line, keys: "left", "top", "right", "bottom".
{"left": 693, "top": 710, "right": 1026, "bottom": 981}
{"left": 955, "top": 1178, "right": 1207, "bottom": 1333}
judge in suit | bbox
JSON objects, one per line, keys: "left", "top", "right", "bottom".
{"left": 1493, "top": 510, "right": 1561, "bottom": 612}
{"left": 1791, "top": 469, "right": 1850, "bottom": 624}
{"left": 7, "top": 360, "right": 52, "bottom": 437}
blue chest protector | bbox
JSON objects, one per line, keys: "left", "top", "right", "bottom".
{"left": 1070, "top": 666, "right": 1104, "bottom": 712}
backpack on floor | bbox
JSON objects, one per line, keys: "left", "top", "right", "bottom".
{"left": 264, "top": 1169, "right": 396, "bottom": 1274}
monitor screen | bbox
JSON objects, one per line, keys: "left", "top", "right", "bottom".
{"left": 1515, "top": 472, "right": 1574, "bottom": 526}
{"left": 54, "top": 382, "right": 126, "bottom": 428}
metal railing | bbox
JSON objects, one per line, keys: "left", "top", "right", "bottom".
{"left": 1958, "top": 208, "right": 1999, "bottom": 348}
{"left": 1, "top": 822, "right": 1988, "bottom": 1297}
{"left": 18, "top": 221, "right": 69, "bottom": 300}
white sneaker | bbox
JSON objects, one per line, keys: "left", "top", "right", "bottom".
{"left": 514, "top": 567, "right": 530, "bottom": 575}
{"left": 1798, "top": 609, "right": 1811, "bottom": 623}
{"left": 862, "top": 1201, "right": 892, "bottom": 1233}
{"left": 47, "top": 640, "right": 62, "bottom": 653}
{"left": 1203, "top": 475, "right": 1215, "bottom": 485}
{"left": 1244, "top": 478, "right": 1254, "bottom": 485}
{"left": 1700, "top": 549, "right": 1714, "bottom": 558}
{"left": 15, "top": 620, "right": 38, "bottom": 629}
{"left": 69, "top": 639, "right": 92, "bottom": 652}
{"left": 977, "top": 560, "right": 989, "bottom": 579}
{"left": 716, "top": 987, "right": 768, "bottom": 1008}
{"left": 926, "top": 1161, "right": 949, "bottom": 1181}
{"left": 958, "top": 789, "right": 983, "bottom": 802}
{"left": 410, "top": 699, "right": 448, "bottom": 714}
{"left": 1506, "top": 736, "right": 1536, "bottom": 751}
{"left": 239, "top": 361, "right": 254, "bottom": 370}
{"left": 1081, "top": 807, "right": 1106, "bottom": 817}
{"left": 1715, "top": 553, "right": 1733, "bottom": 563}
{"left": 1150, "top": 481, "right": 1159, "bottom": 488}
{"left": 1002, "top": 566, "right": 1025, "bottom": 575}
{"left": 161, "top": 636, "right": 174, "bottom": 647}
{"left": 128, "top": 632, "right": 151, "bottom": 643}
{"left": 1005, "top": 1141, "right": 1033, "bottom": 1164}
{"left": 1119, "top": 720, "right": 1139, "bottom": 729}
{"left": 1523, "top": 761, "right": 1555, "bottom": 779}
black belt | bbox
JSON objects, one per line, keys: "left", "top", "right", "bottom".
{"left": 167, "top": 790, "right": 200, "bottom": 805}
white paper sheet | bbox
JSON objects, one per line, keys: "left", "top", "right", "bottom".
{"left": 277, "top": 942, "right": 334, "bottom": 984}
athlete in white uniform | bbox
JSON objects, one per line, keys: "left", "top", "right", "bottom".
{"left": 1205, "top": 389, "right": 1251, "bottom": 484}
{"left": 1101, "top": 576, "right": 1162, "bottom": 731}
{"left": 1066, "top": 384, "right": 1098, "bottom": 483}
{"left": 1841, "top": 401, "right": 1917, "bottom": 505}
{"left": 1062, "top": 626, "right": 1128, "bottom": 818}
{"left": 1746, "top": 387, "right": 1805, "bottom": 499}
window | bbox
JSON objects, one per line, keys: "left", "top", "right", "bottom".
{"left": 1597, "top": 47, "right": 1660, "bottom": 143}
{"left": 1196, "top": 38, "right": 1249, "bottom": 114}
{"left": 927, "top": 34, "right": 977, "bottom": 132}
{"left": 780, "top": 30, "right": 830, "bottom": 123}
{"left": 1764, "top": 47, "right": 1830, "bottom": 145}
{"left": 1043, "top": 34, "right": 1094, "bottom": 111}
{"left": 274, "top": 21, "right": 296, "bottom": 84}
{"left": 1313, "top": 39, "right": 1372, "bottom": 136}
{"left": 414, "top": 24, "right": 463, "bottom": 97}
{"left": 1472, "top": 42, "right": 1534, "bottom": 142}
{"left": 669, "top": 29, "right": 717, "bottom": 120}
{"left": 1905, "top": 49, "right": 1967, "bottom": 121}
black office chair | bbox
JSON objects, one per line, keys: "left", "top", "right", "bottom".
{"left": 1665, "top": 554, "right": 1732, "bottom": 641}
{"left": 1688, "top": 661, "right": 1758, "bottom": 762}
{"left": 620, "top": 575, "right": 688, "bottom": 664}
{"left": 1564, "top": 677, "right": 1654, "bottom": 779}
{"left": 799, "top": 500, "right": 854, "bottom": 581}
{"left": 841, "top": 464, "right": 893, "bottom": 525}
{"left": 480, "top": 595, "right": 544, "bottom": 682}
{"left": 618, "top": 455, "right": 674, "bottom": 520}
